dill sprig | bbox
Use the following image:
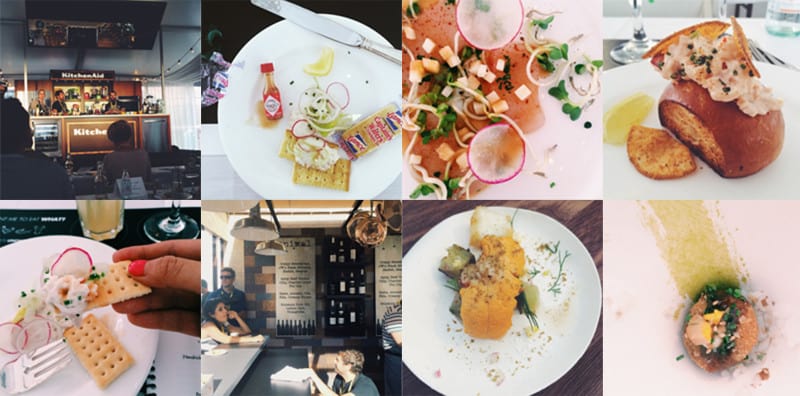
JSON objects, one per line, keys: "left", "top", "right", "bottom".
{"left": 546, "top": 241, "right": 571, "bottom": 296}
{"left": 517, "top": 293, "right": 539, "bottom": 330}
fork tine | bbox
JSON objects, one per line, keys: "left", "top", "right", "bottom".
{"left": 29, "top": 340, "right": 67, "bottom": 361}
{"left": 31, "top": 349, "right": 71, "bottom": 380}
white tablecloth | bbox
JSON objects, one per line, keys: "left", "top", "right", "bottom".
{"left": 200, "top": 124, "right": 401, "bottom": 199}
{"left": 603, "top": 17, "right": 800, "bottom": 67}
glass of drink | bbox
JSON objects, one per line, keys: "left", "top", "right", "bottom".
{"left": 143, "top": 200, "right": 199, "bottom": 242}
{"left": 610, "top": 0, "right": 657, "bottom": 64}
{"left": 76, "top": 200, "right": 125, "bottom": 241}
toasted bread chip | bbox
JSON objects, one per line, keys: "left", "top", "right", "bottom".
{"left": 642, "top": 20, "right": 730, "bottom": 59}
{"left": 627, "top": 125, "right": 697, "bottom": 179}
{"left": 64, "top": 314, "right": 134, "bottom": 389}
{"left": 730, "top": 16, "right": 760, "bottom": 78}
{"left": 292, "top": 159, "right": 351, "bottom": 191}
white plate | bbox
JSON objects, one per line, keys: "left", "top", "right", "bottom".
{"left": 401, "top": 0, "right": 603, "bottom": 199}
{"left": 604, "top": 201, "right": 800, "bottom": 394}
{"left": 0, "top": 236, "right": 159, "bottom": 396}
{"left": 218, "top": 15, "right": 401, "bottom": 199}
{"left": 603, "top": 61, "right": 800, "bottom": 199}
{"left": 403, "top": 207, "right": 601, "bottom": 395}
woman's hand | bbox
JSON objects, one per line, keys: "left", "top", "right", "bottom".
{"left": 111, "top": 239, "right": 201, "bottom": 337}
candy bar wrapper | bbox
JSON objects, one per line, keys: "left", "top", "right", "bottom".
{"left": 201, "top": 51, "right": 232, "bottom": 107}
{"left": 335, "top": 103, "right": 402, "bottom": 161}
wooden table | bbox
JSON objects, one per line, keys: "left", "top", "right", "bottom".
{"left": 401, "top": 200, "right": 603, "bottom": 396}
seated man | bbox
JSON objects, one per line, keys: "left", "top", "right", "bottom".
{"left": 102, "top": 120, "right": 151, "bottom": 182}
{"left": 0, "top": 98, "right": 74, "bottom": 198}
{"left": 302, "top": 350, "right": 379, "bottom": 396}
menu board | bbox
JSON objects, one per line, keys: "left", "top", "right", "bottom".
{"left": 274, "top": 237, "right": 316, "bottom": 336}
{"left": 0, "top": 210, "right": 77, "bottom": 246}
{"left": 375, "top": 235, "right": 402, "bottom": 333}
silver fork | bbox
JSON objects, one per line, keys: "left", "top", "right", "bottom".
{"left": 0, "top": 340, "right": 72, "bottom": 394}
{"left": 748, "top": 38, "right": 800, "bottom": 72}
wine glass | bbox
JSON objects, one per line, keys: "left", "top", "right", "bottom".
{"left": 717, "top": 0, "right": 728, "bottom": 19}
{"left": 143, "top": 200, "right": 199, "bottom": 242}
{"left": 610, "top": 0, "right": 657, "bottom": 64}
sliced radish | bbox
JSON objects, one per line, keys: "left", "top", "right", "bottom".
{"left": 467, "top": 123, "right": 525, "bottom": 184}
{"left": 456, "top": 0, "right": 524, "bottom": 50}
{"left": 50, "top": 247, "right": 93, "bottom": 278}
{"left": 326, "top": 82, "right": 350, "bottom": 109}
{"left": 14, "top": 317, "right": 53, "bottom": 354}
{"left": 290, "top": 119, "right": 315, "bottom": 139}
{"left": 0, "top": 322, "right": 24, "bottom": 355}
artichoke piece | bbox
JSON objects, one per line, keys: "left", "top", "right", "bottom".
{"left": 439, "top": 244, "right": 475, "bottom": 279}
{"left": 449, "top": 291, "right": 462, "bottom": 321}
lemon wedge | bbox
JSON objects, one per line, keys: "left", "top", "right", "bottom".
{"left": 11, "top": 307, "right": 25, "bottom": 324}
{"left": 303, "top": 47, "right": 334, "bottom": 76}
{"left": 603, "top": 92, "right": 655, "bottom": 145}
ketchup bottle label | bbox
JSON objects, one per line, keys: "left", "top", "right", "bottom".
{"left": 263, "top": 93, "right": 283, "bottom": 119}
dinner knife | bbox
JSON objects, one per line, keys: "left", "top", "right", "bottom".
{"left": 250, "top": 0, "right": 402, "bottom": 65}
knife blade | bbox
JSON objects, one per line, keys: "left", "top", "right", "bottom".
{"left": 251, "top": 0, "right": 401, "bottom": 65}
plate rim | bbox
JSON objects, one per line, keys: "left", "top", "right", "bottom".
{"left": 402, "top": 206, "right": 602, "bottom": 395}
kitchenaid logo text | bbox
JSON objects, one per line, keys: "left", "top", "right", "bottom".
{"left": 72, "top": 128, "right": 107, "bottom": 136}
{"left": 60, "top": 72, "right": 106, "bottom": 79}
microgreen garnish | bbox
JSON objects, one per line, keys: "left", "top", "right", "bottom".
{"left": 410, "top": 183, "right": 436, "bottom": 199}
{"left": 444, "top": 177, "right": 460, "bottom": 198}
{"left": 405, "top": 2, "right": 420, "bottom": 17}
{"left": 676, "top": 354, "right": 685, "bottom": 361}
{"left": 548, "top": 80, "right": 584, "bottom": 121}
{"left": 531, "top": 15, "right": 555, "bottom": 30}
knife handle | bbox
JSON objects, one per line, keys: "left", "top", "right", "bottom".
{"left": 361, "top": 40, "right": 402, "bottom": 66}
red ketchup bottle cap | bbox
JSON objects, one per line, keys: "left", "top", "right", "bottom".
{"left": 261, "top": 63, "right": 275, "bottom": 73}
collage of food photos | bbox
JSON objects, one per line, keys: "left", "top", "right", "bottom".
{"left": 0, "top": 0, "right": 798, "bottom": 395}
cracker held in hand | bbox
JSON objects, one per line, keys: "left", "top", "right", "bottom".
{"left": 627, "top": 125, "right": 697, "bottom": 179}
{"left": 64, "top": 314, "right": 134, "bottom": 389}
{"left": 86, "top": 261, "right": 152, "bottom": 309}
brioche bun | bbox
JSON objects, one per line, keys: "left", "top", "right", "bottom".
{"left": 658, "top": 80, "right": 784, "bottom": 178}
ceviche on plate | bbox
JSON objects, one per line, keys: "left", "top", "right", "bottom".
{"left": 402, "top": 0, "right": 602, "bottom": 199}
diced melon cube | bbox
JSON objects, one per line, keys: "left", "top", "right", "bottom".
{"left": 485, "top": 91, "right": 501, "bottom": 104}
{"left": 466, "top": 60, "right": 481, "bottom": 75}
{"left": 441, "top": 85, "right": 454, "bottom": 97}
{"left": 495, "top": 58, "right": 506, "bottom": 72}
{"left": 491, "top": 100, "right": 509, "bottom": 113}
{"left": 447, "top": 55, "right": 461, "bottom": 68}
{"left": 514, "top": 84, "right": 532, "bottom": 101}
{"left": 422, "top": 58, "right": 441, "bottom": 73}
{"left": 456, "top": 152, "right": 468, "bottom": 170}
{"left": 439, "top": 46, "right": 455, "bottom": 61}
{"left": 409, "top": 60, "right": 425, "bottom": 83}
{"left": 422, "top": 38, "right": 436, "bottom": 54}
{"left": 483, "top": 71, "right": 497, "bottom": 83}
{"left": 472, "top": 102, "right": 486, "bottom": 114}
{"left": 403, "top": 26, "right": 416, "bottom": 40}
{"left": 409, "top": 154, "right": 422, "bottom": 165}
{"left": 456, "top": 76, "right": 469, "bottom": 87}
{"left": 436, "top": 142, "right": 456, "bottom": 162}
{"left": 467, "top": 75, "right": 480, "bottom": 90}
{"left": 476, "top": 64, "right": 489, "bottom": 78}
{"left": 457, "top": 127, "right": 471, "bottom": 140}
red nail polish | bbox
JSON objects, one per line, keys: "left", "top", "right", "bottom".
{"left": 128, "top": 260, "right": 147, "bottom": 276}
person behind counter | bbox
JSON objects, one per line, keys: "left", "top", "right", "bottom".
{"left": 50, "top": 90, "right": 68, "bottom": 115}
{"left": 29, "top": 89, "right": 50, "bottom": 115}
{"left": 301, "top": 350, "right": 380, "bottom": 396}
{"left": 102, "top": 119, "right": 152, "bottom": 182}
{"left": 103, "top": 90, "right": 122, "bottom": 114}
{"left": 0, "top": 98, "right": 74, "bottom": 198}
{"left": 201, "top": 297, "right": 263, "bottom": 344}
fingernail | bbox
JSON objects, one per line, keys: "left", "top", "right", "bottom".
{"left": 128, "top": 260, "right": 147, "bottom": 276}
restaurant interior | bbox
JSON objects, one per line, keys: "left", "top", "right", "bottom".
{"left": 201, "top": 200, "right": 402, "bottom": 396}
{"left": 0, "top": 0, "right": 200, "bottom": 198}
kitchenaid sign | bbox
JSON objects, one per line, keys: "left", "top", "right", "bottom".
{"left": 50, "top": 70, "right": 115, "bottom": 80}
{"left": 65, "top": 119, "right": 135, "bottom": 153}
